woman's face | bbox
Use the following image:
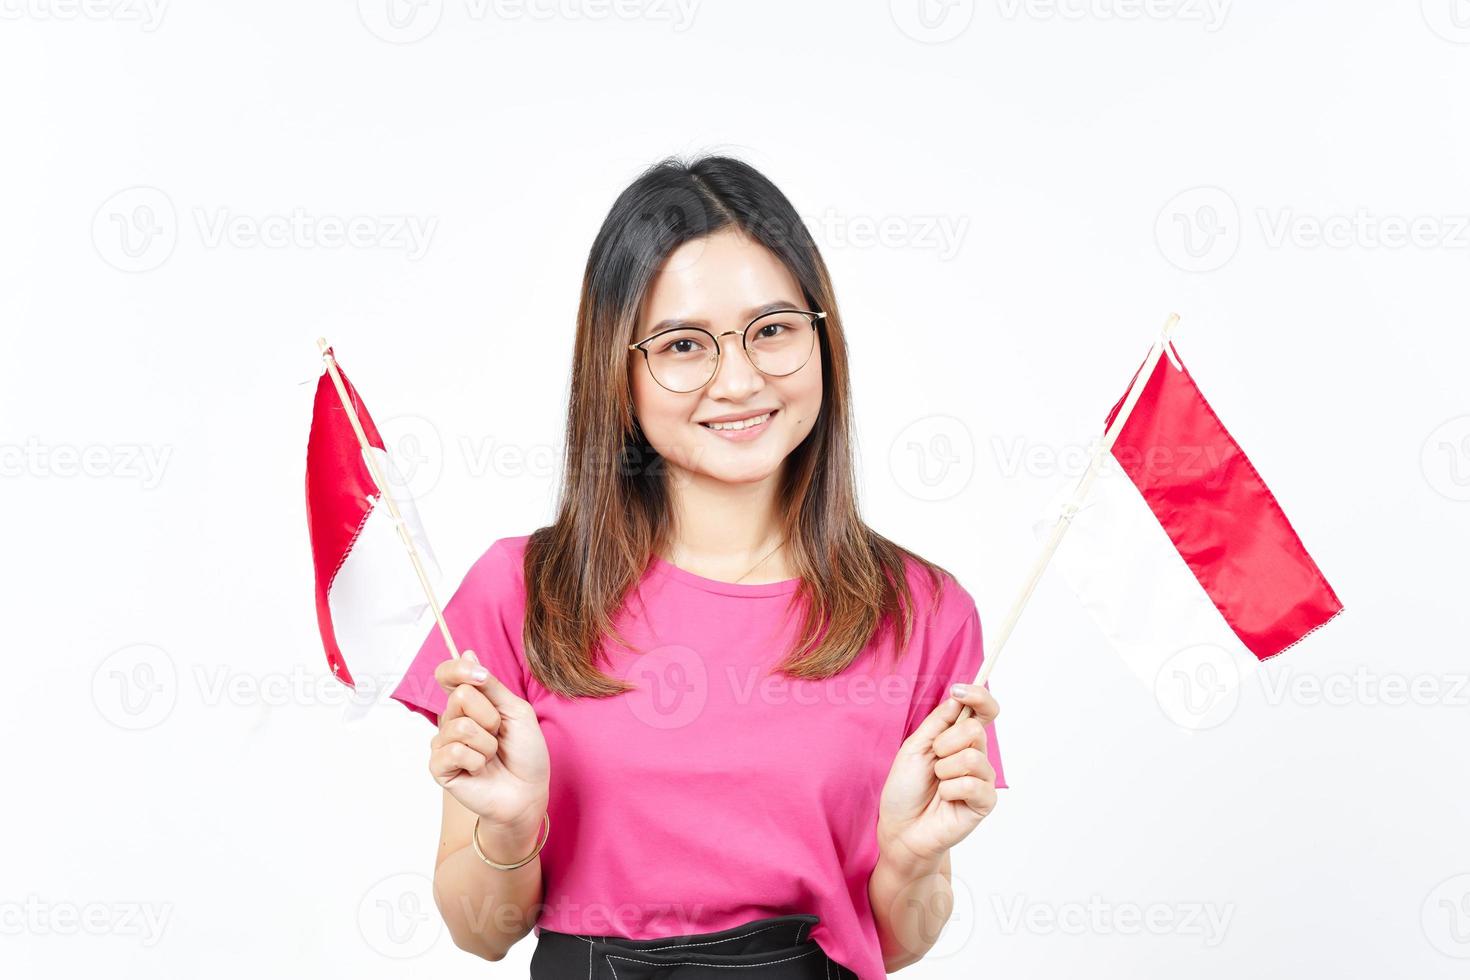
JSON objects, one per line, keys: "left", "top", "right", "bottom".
{"left": 630, "top": 227, "right": 823, "bottom": 486}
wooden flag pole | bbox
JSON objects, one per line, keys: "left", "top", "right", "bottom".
{"left": 958, "top": 314, "right": 1181, "bottom": 721}
{"left": 317, "top": 338, "right": 463, "bottom": 661}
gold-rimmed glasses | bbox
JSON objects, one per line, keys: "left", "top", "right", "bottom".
{"left": 628, "top": 309, "right": 825, "bottom": 394}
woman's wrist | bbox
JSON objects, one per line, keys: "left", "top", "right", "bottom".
{"left": 875, "top": 823, "right": 947, "bottom": 879}
{"left": 475, "top": 812, "right": 547, "bottom": 866}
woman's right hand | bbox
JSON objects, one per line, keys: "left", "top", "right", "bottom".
{"left": 429, "top": 650, "right": 550, "bottom": 846}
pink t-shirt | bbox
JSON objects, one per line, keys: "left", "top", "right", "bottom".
{"left": 391, "top": 534, "right": 1006, "bottom": 980}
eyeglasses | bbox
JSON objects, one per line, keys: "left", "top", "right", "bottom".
{"left": 628, "top": 308, "right": 826, "bottom": 394}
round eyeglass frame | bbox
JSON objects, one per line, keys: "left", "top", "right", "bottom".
{"left": 627, "top": 308, "right": 827, "bottom": 394}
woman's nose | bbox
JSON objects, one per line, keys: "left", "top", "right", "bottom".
{"left": 705, "top": 330, "right": 764, "bottom": 397}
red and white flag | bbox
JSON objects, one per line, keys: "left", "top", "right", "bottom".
{"left": 1043, "top": 339, "right": 1343, "bottom": 727}
{"left": 306, "top": 348, "right": 441, "bottom": 707}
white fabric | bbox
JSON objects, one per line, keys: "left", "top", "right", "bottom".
{"left": 1037, "top": 457, "right": 1249, "bottom": 730}
{"left": 327, "top": 446, "right": 441, "bottom": 718}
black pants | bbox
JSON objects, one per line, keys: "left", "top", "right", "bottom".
{"left": 530, "top": 912, "right": 858, "bottom": 979}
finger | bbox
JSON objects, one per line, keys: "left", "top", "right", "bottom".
{"left": 441, "top": 682, "right": 503, "bottom": 736}
{"left": 458, "top": 649, "right": 523, "bottom": 713}
{"left": 905, "top": 689, "right": 970, "bottom": 747}
{"left": 432, "top": 715, "right": 500, "bottom": 762}
{"left": 934, "top": 715, "right": 987, "bottom": 759}
{"left": 949, "top": 683, "right": 999, "bottom": 725}
{"left": 939, "top": 776, "right": 997, "bottom": 816}
{"left": 934, "top": 746, "right": 995, "bottom": 783}
{"left": 429, "top": 742, "right": 488, "bottom": 781}
{"left": 435, "top": 649, "right": 492, "bottom": 694}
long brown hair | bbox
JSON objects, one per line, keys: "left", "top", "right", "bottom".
{"left": 523, "top": 153, "right": 955, "bottom": 698}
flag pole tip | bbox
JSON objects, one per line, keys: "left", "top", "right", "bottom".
{"left": 316, "top": 337, "right": 330, "bottom": 356}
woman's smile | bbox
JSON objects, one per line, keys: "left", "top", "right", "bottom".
{"left": 698, "top": 407, "right": 778, "bottom": 441}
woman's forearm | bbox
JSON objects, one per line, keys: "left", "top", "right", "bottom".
{"left": 432, "top": 818, "right": 545, "bottom": 961}
{"left": 868, "top": 845, "right": 952, "bottom": 972}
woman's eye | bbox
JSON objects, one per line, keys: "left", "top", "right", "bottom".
{"left": 655, "top": 337, "right": 704, "bottom": 356}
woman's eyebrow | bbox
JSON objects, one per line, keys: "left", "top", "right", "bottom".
{"left": 646, "top": 300, "right": 802, "bottom": 335}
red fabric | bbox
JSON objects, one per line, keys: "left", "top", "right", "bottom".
{"left": 1105, "top": 344, "right": 1343, "bottom": 660}
{"left": 305, "top": 349, "right": 386, "bottom": 687}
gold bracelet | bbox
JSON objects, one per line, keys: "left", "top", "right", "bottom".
{"left": 471, "top": 812, "right": 550, "bottom": 870}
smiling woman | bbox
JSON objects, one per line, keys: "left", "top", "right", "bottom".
{"left": 390, "top": 153, "right": 1005, "bottom": 980}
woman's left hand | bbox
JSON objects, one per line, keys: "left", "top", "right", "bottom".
{"left": 875, "top": 683, "right": 999, "bottom": 869}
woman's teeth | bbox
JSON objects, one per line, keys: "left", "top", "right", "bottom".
{"left": 701, "top": 411, "right": 773, "bottom": 431}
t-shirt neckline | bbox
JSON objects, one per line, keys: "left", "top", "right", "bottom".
{"left": 648, "top": 554, "right": 801, "bottom": 597}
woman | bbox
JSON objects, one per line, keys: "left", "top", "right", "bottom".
{"left": 389, "top": 154, "right": 1007, "bottom": 979}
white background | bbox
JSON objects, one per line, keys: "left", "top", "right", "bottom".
{"left": 3, "top": 1, "right": 1468, "bottom": 977}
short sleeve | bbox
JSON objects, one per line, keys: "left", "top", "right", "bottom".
{"left": 903, "top": 594, "right": 1009, "bottom": 789}
{"left": 390, "top": 536, "right": 531, "bottom": 727}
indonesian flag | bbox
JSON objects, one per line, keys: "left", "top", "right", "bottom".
{"left": 1043, "top": 340, "right": 1343, "bottom": 727}
{"left": 305, "top": 347, "right": 441, "bottom": 707}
